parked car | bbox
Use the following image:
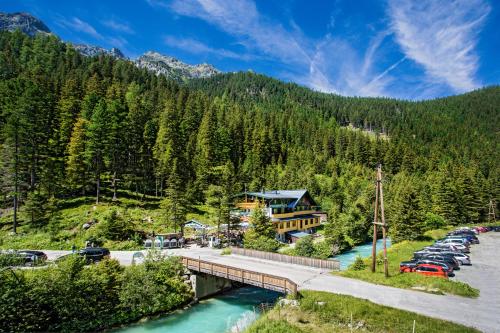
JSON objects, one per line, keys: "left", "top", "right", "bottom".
{"left": 475, "top": 226, "right": 489, "bottom": 233}
{"left": 447, "top": 234, "right": 479, "bottom": 245}
{"left": 423, "top": 246, "right": 447, "bottom": 253}
{"left": 439, "top": 251, "right": 471, "bottom": 265}
{"left": 436, "top": 238, "right": 471, "bottom": 251}
{"left": 400, "top": 260, "right": 419, "bottom": 273}
{"left": 16, "top": 250, "right": 47, "bottom": 266}
{"left": 79, "top": 247, "right": 110, "bottom": 263}
{"left": 415, "top": 260, "right": 455, "bottom": 277}
{"left": 414, "top": 264, "right": 448, "bottom": 278}
{"left": 414, "top": 253, "right": 460, "bottom": 270}
{"left": 432, "top": 243, "right": 468, "bottom": 253}
{"left": 56, "top": 247, "right": 110, "bottom": 265}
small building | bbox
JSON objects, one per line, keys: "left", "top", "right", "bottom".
{"left": 235, "top": 189, "right": 324, "bottom": 242}
{"left": 183, "top": 219, "right": 208, "bottom": 231}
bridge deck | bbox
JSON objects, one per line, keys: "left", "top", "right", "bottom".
{"left": 181, "top": 256, "right": 297, "bottom": 295}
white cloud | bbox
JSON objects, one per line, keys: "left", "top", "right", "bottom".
{"left": 162, "top": 0, "right": 405, "bottom": 97}
{"left": 167, "top": 0, "right": 311, "bottom": 66}
{"left": 59, "top": 17, "right": 103, "bottom": 40}
{"left": 164, "top": 36, "right": 256, "bottom": 61}
{"left": 151, "top": 0, "right": 483, "bottom": 98}
{"left": 56, "top": 16, "right": 130, "bottom": 51}
{"left": 388, "top": 0, "right": 490, "bottom": 93}
{"left": 102, "top": 19, "right": 135, "bottom": 34}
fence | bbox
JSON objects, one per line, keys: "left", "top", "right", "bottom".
{"left": 230, "top": 247, "right": 340, "bottom": 270}
{"left": 181, "top": 257, "right": 297, "bottom": 295}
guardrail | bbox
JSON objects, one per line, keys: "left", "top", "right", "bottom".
{"left": 181, "top": 257, "right": 297, "bottom": 296}
{"left": 230, "top": 247, "right": 340, "bottom": 270}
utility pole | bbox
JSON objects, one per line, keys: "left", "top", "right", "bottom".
{"left": 371, "top": 164, "right": 388, "bottom": 277}
{"left": 488, "top": 199, "right": 496, "bottom": 222}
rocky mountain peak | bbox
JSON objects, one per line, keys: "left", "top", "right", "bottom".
{"left": 136, "top": 51, "right": 220, "bottom": 80}
{"left": 0, "top": 12, "right": 51, "bottom": 36}
{"left": 72, "top": 44, "right": 126, "bottom": 59}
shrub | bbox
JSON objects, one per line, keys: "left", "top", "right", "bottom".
{"left": 423, "top": 213, "right": 447, "bottom": 231}
{"left": 243, "top": 229, "right": 280, "bottom": 252}
{"left": 350, "top": 256, "right": 367, "bottom": 271}
{"left": 295, "top": 235, "right": 315, "bottom": 257}
{"left": 0, "top": 253, "right": 25, "bottom": 268}
{"left": 98, "top": 209, "right": 136, "bottom": 241}
{"left": 0, "top": 255, "right": 192, "bottom": 332}
{"left": 312, "top": 241, "right": 332, "bottom": 259}
{"left": 221, "top": 248, "right": 232, "bottom": 255}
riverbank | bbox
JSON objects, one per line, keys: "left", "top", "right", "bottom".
{"left": 245, "top": 290, "right": 479, "bottom": 333}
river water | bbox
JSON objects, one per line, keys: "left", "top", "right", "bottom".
{"left": 113, "top": 286, "right": 281, "bottom": 333}
{"left": 333, "top": 238, "right": 392, "bottom": 270}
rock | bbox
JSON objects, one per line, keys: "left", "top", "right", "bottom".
{"left": 82, "top": 223, "right": 91, "bottom": 230}
{"left": 277, "top": 299, "right": 299, "bottom": 307}
{"left": 0, "top": 12, "right": 51, "bottom": 36}
{"left": 72, "top": 44, "right": 125, "bottom": 59}
{"left": 135, "top": 51, "right": 220, "bottom": 81}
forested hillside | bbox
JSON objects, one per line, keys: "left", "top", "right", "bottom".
{"left": 0, "top": 31, "right": 498, "bottom": 250}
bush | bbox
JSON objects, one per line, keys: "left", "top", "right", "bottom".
{"left": 97, "top": 209, "right": 136, "bottom": 241}
{"left": 423, "top": 213, "right": 447, "bottom": 231}
{"left": 243, "top": 229, "right": 280, "bottom": 252}
{"left": 295, "top": 235, "right": 315, "bottom": 257}
{"left": 0, "top": 255, "right": 192, "bottom": 332}
{"left": 0, "top": 253, "right": 25, "bottom": 268}
{"left": 221, "top": 248, "right": 232, "bottom": 255}
{"left": 312, "top": 241, "right": 332, "bottom": 259}
{"left": 350, "top": 256, "right": 367, "bottom": 271}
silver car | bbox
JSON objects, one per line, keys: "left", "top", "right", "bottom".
{"left": 440, "top": 251, "right": 471, "bottom": 265}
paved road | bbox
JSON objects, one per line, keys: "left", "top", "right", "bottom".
{"left": 41, "top": 232, "right": 500, "bottom": 332}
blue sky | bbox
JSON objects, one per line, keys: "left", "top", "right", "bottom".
{"left": 2, "top": 0, "right": 499, "bottom": 100}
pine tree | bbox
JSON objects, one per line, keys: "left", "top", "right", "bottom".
{"left": 389, "top": 173, "right": 425, "bottom": 242}
{"left": 66, "top": 117, "right": 87, "bottom": 194}
{"left": 85, "top": 100, "right": 109, "bottom": 204}
{"left": 161, "top": 159, "right": 189, "bottom": 234}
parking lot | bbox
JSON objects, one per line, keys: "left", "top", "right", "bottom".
{"left": 451, "top": 231, "right": 500, "bottom": 314}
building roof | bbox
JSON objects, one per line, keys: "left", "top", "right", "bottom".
{"left": 240, "top": 189, "right": 317, "bottom": 208}
{"left": 183, "top": 219, "right": 208, "bottom": 230}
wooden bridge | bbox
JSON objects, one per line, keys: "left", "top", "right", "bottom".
{"left": 181, "top": 256, "right": 298, "bottom": 295}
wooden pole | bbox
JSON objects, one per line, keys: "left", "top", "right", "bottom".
{"left": 378, "top": 165, "right": 388, "bottom": 278}
{"left": 371, "top": 167, "right": 380, "bottom": 273}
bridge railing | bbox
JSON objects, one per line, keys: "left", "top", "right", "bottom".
{"left": 181, "top": 256, "right": 297, "bottom": 296}
{"left": 230, "top": 247, "right": 340, "bottom": 271}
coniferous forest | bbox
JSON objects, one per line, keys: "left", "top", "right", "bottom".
{"left": 0, "top": 31, "right": 499, "bottom": 250}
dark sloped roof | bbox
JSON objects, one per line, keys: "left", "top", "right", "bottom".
{"left": 240, "top": 189, "right": 316, "bottom": 208}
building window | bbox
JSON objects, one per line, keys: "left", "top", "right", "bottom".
{"left": 305, "top": 220, "right": 308, "bottom": 226}
{"left": 286, "top": 222, "right": 290, "bottom": 228}
{"left": 292, "top": 221, "right": 296, "bottom": 227}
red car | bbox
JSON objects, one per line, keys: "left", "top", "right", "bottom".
{"left": 475, "top": 226, "right": 489, "bottom": 233}
{"left": 413, "top": 264, "right": 448, "bottom": 278}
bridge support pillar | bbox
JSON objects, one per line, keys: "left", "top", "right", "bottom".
{"left": 190, "top": 272, "right": 233, "bottom": 300}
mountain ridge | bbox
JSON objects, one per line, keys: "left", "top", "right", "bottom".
{"left": 0, "top": 11, "right": 220, "bottom": 82}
